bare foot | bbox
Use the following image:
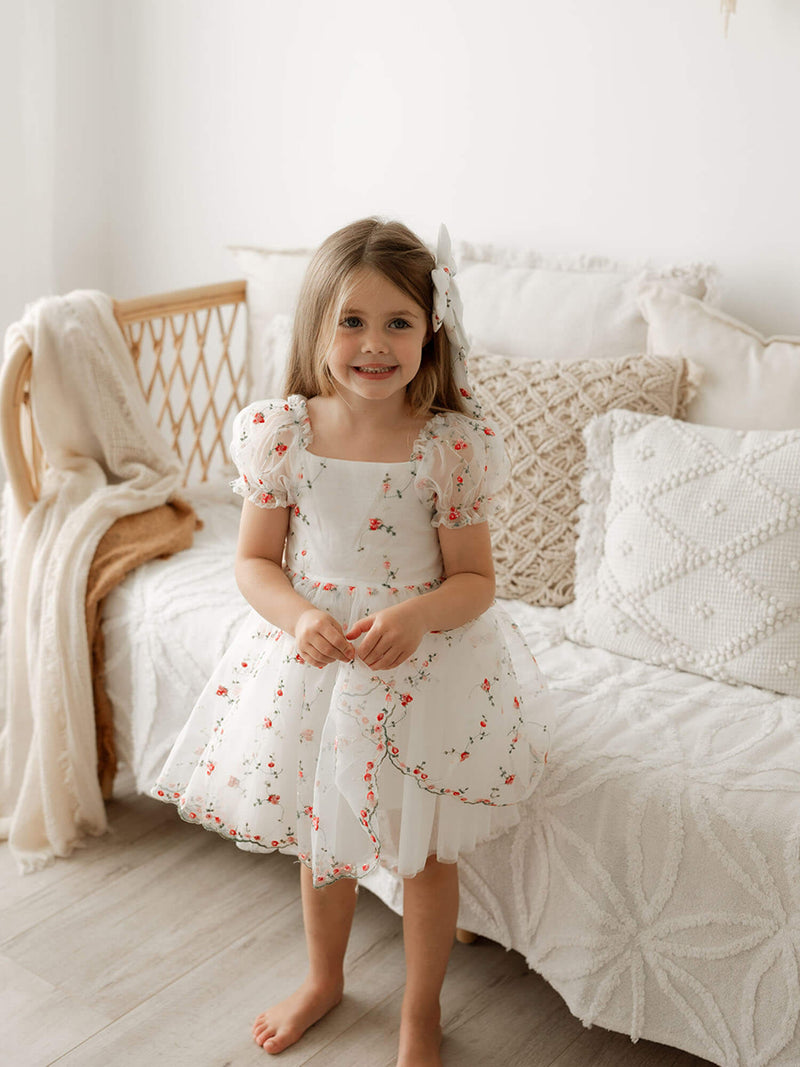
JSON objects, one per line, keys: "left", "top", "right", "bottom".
{"left": 252, "top": 977, "right": 343, "bottom": 1054}
{"left": 397, "top": 1006, "right": 443, "bottom": 1067}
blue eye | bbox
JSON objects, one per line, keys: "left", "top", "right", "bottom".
{"left": 390, "top": 319, "right": 411, "bottom": 330}
{"left": 341, "top": 316, "right": 361, "bottom": 328}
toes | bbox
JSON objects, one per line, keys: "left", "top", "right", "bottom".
{"left": 263, "top": 1029, "right": 296, "bottom": 1055}
{"left": 253, "top": 1019, "right": 277, "bottom": 1046}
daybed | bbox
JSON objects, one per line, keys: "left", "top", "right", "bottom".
{"left": 1, "top": 242, "right": 799, "bottom": 1067}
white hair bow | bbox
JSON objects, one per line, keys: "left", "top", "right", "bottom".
{"left": 431, "top": 225, "right": 482, "bottom": 418}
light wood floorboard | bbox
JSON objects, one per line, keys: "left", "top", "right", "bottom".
{"left": 1, "top": 793, "right": 715, "bottom": 1067}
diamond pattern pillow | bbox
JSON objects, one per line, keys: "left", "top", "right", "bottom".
{"left": 567, "top": 410, "right": 800, "bottom": 697}
{"left": 469, "top": 353, "right": 700, "bottom": 606}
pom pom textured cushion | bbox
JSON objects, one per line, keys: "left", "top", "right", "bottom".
{"left": 470, "top": 353, "right": 701, "bottom": 607}
{"left": 566, "top": 410, "right": 800, "bottom": 697}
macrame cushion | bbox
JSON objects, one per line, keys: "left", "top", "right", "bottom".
{"left": 640, "top": 284, "right": 800, "bottom": 430}
{"left": 469, "top": 353, "right": 699, "bottom": 606}
{"left": 567, "top": 410, "right": 800, "bottom": 697}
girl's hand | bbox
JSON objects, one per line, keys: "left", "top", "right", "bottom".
{"left": 295, "top": 609, "right": 355, "bottom": 669}
{"left": 346, "top": 603, "right": 427, "bottom": 672}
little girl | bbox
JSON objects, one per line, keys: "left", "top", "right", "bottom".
{"left": 152, "top": 218, "right": 553, "bottom": 1065}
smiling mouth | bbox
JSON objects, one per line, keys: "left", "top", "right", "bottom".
{"left": 353, "top": 365, "right": 398, "bottom": 377}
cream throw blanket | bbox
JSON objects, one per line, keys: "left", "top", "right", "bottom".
{"left": 0, "top": 291, "right": 183, "bottom": 872}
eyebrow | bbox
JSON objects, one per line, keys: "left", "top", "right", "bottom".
{"left": 342, "top": 307, "right": 421, "bottom": 319}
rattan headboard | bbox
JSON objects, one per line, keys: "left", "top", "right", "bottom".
{"left": 0, "top": 280, "right": 248, "bottom": 515}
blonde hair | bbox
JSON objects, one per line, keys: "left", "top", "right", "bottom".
{"left": 284, "top": 217, "right": 468, "bottom": 417}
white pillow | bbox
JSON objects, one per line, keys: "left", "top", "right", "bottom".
{"left": 228, "top": 246, "right": 312, "bottom": 399}
{"left": 567, "top": 409, "right": 800, "bottom": 698}
{"left": 454, "top": 240, "right": 718, "bottom": 364}
{"left": 639, "top": 285, "right": 800, "bottom": 430}
{"left": 230, "top": 242, "right": 719, "bottom": 403}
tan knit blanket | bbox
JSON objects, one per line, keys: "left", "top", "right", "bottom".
{"left": 86, "top": 498, "right": 199, "bottom": 799}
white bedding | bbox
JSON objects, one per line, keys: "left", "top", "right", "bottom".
{"left": 103, "top": 484, "right": 800, "bottom": 1067}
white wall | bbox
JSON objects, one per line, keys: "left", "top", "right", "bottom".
{"left": 0, "top": 0, "right": 111, "bottom": 345}
{"left": 3, "top": 0, "right": 800, "bottom": 339}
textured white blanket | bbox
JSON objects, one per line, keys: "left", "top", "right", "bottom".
{"left": 0, "top": 291, "right": 182, "bottom": 872}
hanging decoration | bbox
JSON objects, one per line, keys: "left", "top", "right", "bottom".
{"left": 721, "top": 0, "right": 737, "bottom": 35}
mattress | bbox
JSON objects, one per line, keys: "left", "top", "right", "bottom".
{"left": 103, "top": 483, "right": 800, "bottom": 1067}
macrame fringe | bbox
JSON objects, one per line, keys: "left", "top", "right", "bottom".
{"left": 677, "top": 358, "right": 706, "bottom": 418}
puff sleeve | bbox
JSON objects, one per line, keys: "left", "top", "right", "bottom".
{"left": 414, "top": 413, "right": 510, "bottom": 527}
{"left": 229, "top": 395, "right": 309, "bottom": 508}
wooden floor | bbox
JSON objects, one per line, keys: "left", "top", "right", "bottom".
{"left": 1, "top": 793, "right": 715, "bottom": 1067}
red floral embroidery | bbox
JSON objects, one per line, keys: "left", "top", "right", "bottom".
{"left": 453, "top": 439, "right": 467, "bottom": 451}
{"left": 460, "top": 751, "right": 470, "bottom": 761}
{"left": 483, "top": 427, "right": 495, "bottom": 436}
{"left": 448, "top": 507, "right": 460, "bottom": 522}
{"left": 216, "top": 686, "right": 227, "bottom": 696}
{"left": 481, "top": 678, "right": 491, "bottom": 691}
{"left": 253, "top": 412, "right": 265, "bottom": 424}
{"left": 260, "top": 492, "right": 274, "bottom": 505}
{"left": 369, "top": 518, "right": 381, "bottom": 530}
{"left": 275, "top": 442, "right": 287, "bottom": 455}
{"left": 400, "top": 693, "right": 413, "bottom": 706}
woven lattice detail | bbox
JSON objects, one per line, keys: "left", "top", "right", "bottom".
{"left": 119, "top": 301, "right": 246, "bottom": 485}
{"left": 569, "top": 410, "right": 800, "bottom": 696}
{"left": 470, "top": 353, "right": 697, "bottom": 606}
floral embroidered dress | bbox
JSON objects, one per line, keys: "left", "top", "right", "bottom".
{"left": 152, "top": 395, "right": 554, "bottom": 886}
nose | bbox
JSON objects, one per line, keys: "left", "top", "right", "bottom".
{"left": 361, "top": 326, "right": 388, "bottom": 354}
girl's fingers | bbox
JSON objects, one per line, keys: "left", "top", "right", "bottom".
{"left": 362, "top": 639, "right": 401, "bottom": 670}
{"left": 357, "top": 629, "right": 383, "bottom": 662}
{"left": 346, "top": 616, "right": 373, "bottom": 640}
{"left": 313, "top": 630, "right": 354, "bottom": 662}
{"left": 300, "top": 650, "right": 327, "bottom": 668}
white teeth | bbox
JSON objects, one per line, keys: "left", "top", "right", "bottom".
{"left": 356, "top": 366, "right": 395, "bottom": 374}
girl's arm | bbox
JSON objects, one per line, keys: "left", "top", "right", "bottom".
{"left": 235, "top": 500, "right": 355, "bottom": 668}
{"left": 346, "top": 521, "right": 495, "bottom": 671}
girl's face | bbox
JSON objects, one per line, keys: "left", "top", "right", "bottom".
{"left": 325, "top": 268, "right": 431, "bottom": 407}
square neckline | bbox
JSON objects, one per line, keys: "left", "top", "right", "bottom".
{"left": 298, "top": 395, "right": 444, "bottom": 467}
